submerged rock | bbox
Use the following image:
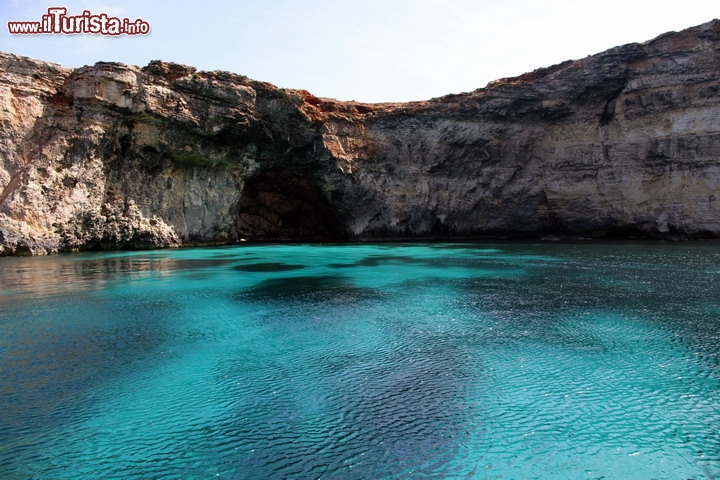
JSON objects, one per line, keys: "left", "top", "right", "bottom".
{"left": 1, "top": 19, "right": 720, "bottom": 254}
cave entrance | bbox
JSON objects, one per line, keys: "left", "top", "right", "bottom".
{"left": 236, "top": 169, "right": 347, "bottom": 241}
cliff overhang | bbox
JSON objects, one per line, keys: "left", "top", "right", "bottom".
{"left": 1, "top": 19, "right": 719, "bottom": 255}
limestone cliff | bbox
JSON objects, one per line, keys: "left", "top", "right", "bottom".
{"left": 1, "top": 19, "right": 719, "bottom": 255}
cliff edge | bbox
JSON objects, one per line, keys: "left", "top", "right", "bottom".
{"left": 1, "top": 19, "right": 719, "bottom": 255}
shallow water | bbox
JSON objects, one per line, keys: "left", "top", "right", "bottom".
{"left": 1, "top": 242, "right": 719, "bottom": 479}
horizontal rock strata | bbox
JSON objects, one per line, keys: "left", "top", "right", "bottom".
{"left": 1, "top": 19, "right": 719, "bottom": 254}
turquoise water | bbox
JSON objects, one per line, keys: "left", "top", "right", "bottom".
{"left": 1, "top": 242, "right": 719, "bottom": 479}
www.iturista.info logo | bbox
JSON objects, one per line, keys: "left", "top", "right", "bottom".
{"left": 8, "top": 7, "right": 150, "bottom": 35}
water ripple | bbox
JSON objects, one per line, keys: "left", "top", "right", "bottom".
{"left": 1, "top": 243, "right": 720, "bottom": 479}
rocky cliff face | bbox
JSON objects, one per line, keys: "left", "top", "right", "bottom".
{"left": 1, "top": 19, "right": 719, "bottom": 255}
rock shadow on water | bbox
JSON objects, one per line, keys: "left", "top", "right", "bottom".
{"left": 329, "top": 254, "right": 463, "bottom": 269}
{"left": 232, "top": 262, "right": 306, "bottom": 273}
{"left": 236, "top": 274, "right": 377, "bottom": 303}
{"left": 214, "top": 329, "right": 478, "bottom": 478}
{"left": 328, "top": 253, "right": 531, "bottom": 271}
{"left": 117, "top": 257, "right": 240, "bottom": 282}
{"left": 328, "top": 255, "right": 406, "bottom": 269}
{"left": 159, "top": 258, "right": 238, "bottom": 270}
{"left": 307, "top": 338, "right": 479, "bottom": 477}
{"left": 427, "top": 243, "right": 503, "bottom": 252}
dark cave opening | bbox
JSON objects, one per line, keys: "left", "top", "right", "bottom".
{"left": 236, "top": 170, "right": 347, "bottom": 242}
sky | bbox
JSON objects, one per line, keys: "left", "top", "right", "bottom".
{"left": 1, "top": 0, "right": 718, "bottom": 103}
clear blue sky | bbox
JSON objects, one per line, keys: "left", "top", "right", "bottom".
{"left": 2, "top": 0, "right": 718, "bottom": 102}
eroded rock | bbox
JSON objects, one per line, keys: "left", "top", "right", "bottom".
{"left": 1, "top": 19, "right": 720, "bottom": 255}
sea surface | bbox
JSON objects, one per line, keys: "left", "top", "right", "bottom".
{"left": 1, "top": 242, "right": 719, "bottom": 479}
